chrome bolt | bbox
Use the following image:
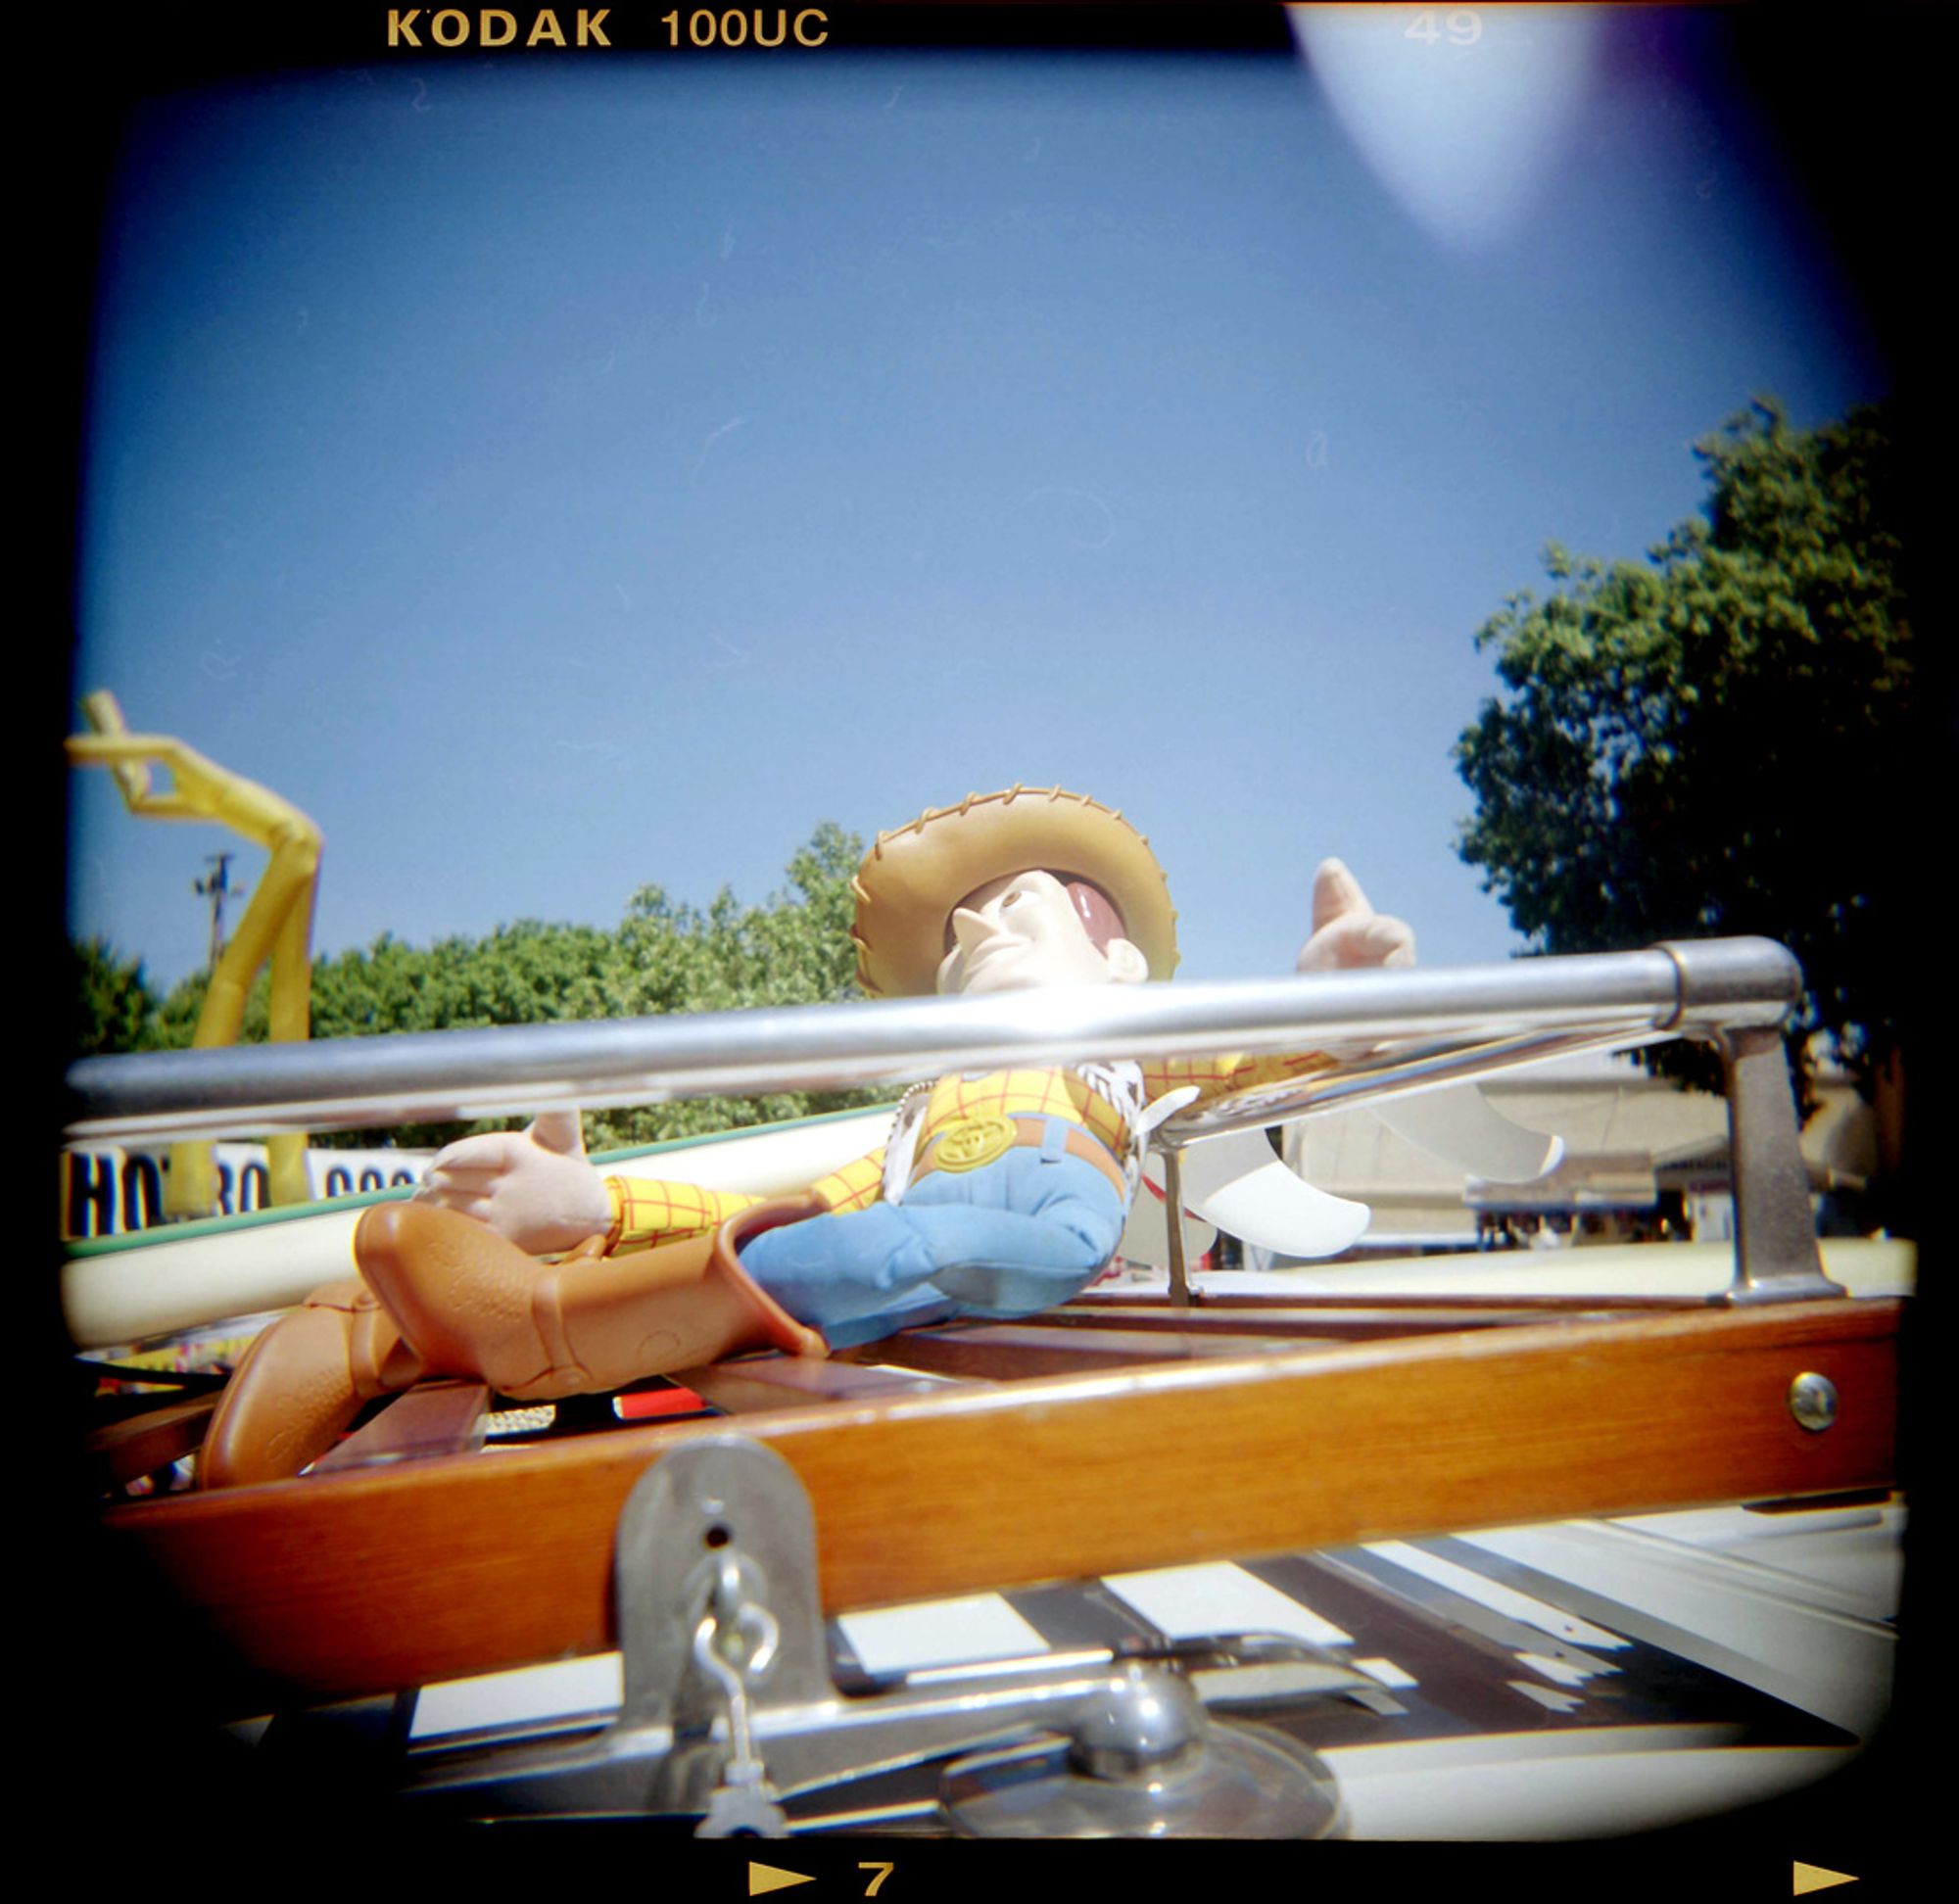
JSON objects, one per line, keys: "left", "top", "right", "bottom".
{"left": 1788, "top": 1371, "right": 1838, "bottom": 1433}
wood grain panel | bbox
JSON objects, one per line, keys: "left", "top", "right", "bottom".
{"left": 682, "top": 1355, "right": 988, "bottom": 1414}
{"left": 84, "top": 1394, "right": 217, "bottom": 1491}
{"left": 860, "top": 1321, "right": 1332, "bottom": 1378}
{"left": 1071, "top": 1289, "right": 1703, "bottom": 1311}
{"left": 1041, "top": 1303, "right": 1623, "bottom": 1340}
{"left": 97, "top": 1298, "right": 1899, "bottom": 1712}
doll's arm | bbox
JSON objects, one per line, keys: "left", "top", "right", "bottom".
{"left": 418, "top": 1105, "right": 894, "bottom": 1258}
{"left": 1140, "top": 865, "right": 1414, "bottom": 1103}
{"left": 605, "top": 1141, "right": 890, "bottom": 1250}
{"left": 1143, "top": 1048, "right": 1340, "bottom": 1104}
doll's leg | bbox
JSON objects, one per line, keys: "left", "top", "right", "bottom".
{"left": 353, "top": 1198, "right": 824, "bottom": 1401}
{"left": 737, "top": 1151, "right": 1124, "bottom": 1335}
{"left": 198, "top": 1277, "right": 425, "bottom": 1489}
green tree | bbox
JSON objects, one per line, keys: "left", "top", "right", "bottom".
{"left": 252, "top": 825, "right": 876, "bottom": 1145}
{"left": 582, "top": 821, "right": 878, "bottom": 1149}
{"left": 73, "top": 825, "right": 886, "bottom": 1149}
{"left": 1455, "top": 401, "right": 1912, "bottom": 1109}
{"left": 69, "top": 936, "right": 162, "bottom": 1058}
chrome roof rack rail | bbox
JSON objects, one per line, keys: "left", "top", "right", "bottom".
{"left": 64, "top": 935, "right": 1839, "bottom": 1304}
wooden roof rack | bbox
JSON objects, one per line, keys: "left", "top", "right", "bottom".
{"left": 71, "top": 938, "right": 1899, "bottom": 1716}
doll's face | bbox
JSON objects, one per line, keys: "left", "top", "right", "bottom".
{"left": 934, "top": 870, "right": 1149, "bottom": 996}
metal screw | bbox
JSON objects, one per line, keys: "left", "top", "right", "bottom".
{"left": 1788, "top": 1371, "right": 1838, "bottom": 1433}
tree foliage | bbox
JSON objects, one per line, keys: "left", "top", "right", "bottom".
{"left": 73, "top": 823, "right": 886, "bottom": 1149}
{"left": 69, "top": 937, "right": 162, "bottom": 1059}
{"left": 1455, "top": 401, "right": 1913, "bottom": 1105}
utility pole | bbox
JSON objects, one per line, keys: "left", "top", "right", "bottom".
{"left": 194, "top": 852, "right": 248, "bottom": 972}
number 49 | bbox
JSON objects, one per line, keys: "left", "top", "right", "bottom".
{"left": 1407, "top": 10, "right": 1483, "bottom": 45}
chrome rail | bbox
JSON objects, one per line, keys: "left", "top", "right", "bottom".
{"left": 62, "top": 936, "right": 1838, "bottom": 1304}
{"left": 65, "top": 936, "right": 1797, "bottom": 1143}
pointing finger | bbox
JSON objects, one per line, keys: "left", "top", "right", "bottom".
{"left": 1311, "top": 858, "right": 1370, "bottom": 934}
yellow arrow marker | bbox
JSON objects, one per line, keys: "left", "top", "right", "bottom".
{"left": 749, "top": 1864, "right": 816, "bottom": 1897}
{"left": 1792, "top": 1864, "right": 1858, "bottom": 1895}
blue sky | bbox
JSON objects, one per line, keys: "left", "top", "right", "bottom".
{"left": 68, "top": 7, "right": 1888, "bottom": 998}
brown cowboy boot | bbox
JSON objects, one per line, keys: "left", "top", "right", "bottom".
{"left": 198, "top": 1277, "right": 427, "bottom": 1489}
{"left": 353, "top": 1197, "right": 829, "bottom": 1403}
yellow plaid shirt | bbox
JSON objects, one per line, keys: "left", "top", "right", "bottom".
{"left": 603, "top": 1050, "right": 1334, "bottom": 1253}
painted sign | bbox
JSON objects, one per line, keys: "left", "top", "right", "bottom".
{"left": 63, "top": 1144, "right": 433, "bottom": 1239}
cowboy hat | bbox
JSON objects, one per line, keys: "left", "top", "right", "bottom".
{"left": 851, "top": 785, "right": 1178, "bottom": 998}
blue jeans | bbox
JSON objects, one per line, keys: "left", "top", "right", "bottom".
{"left": 739, "top": 1126, "right": 1127, "bottom": 1350}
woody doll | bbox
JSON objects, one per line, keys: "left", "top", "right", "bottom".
{"left": 199, "top": 786, "right": 1412, "bottom": 1486}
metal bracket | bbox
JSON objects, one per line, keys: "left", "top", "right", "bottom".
{"left": 404, "top": 1436, "right": 1371, "bottom": 1829}
{"left": 1643, "top": 940, "right": 1842, "bottom": 1306}
{"left": 617, "top": 1436, "right": 835, "bottom": 1815}
{"left": 1700, "top": 1023, "right": 1846, "bottom": 1306}
{"left": 1161, "top": 1143, "right": 1194, "bottom": 1307}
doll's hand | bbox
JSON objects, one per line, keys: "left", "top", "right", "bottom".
{"left": 1295, "top": 860, "right": 1415, "bottom": 973}
{"left": 412, "top": 1110, "right": 613, "bottom": 1255}
{"left": 1295, "top": 861, "right": 1414, "bottom": 1062}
